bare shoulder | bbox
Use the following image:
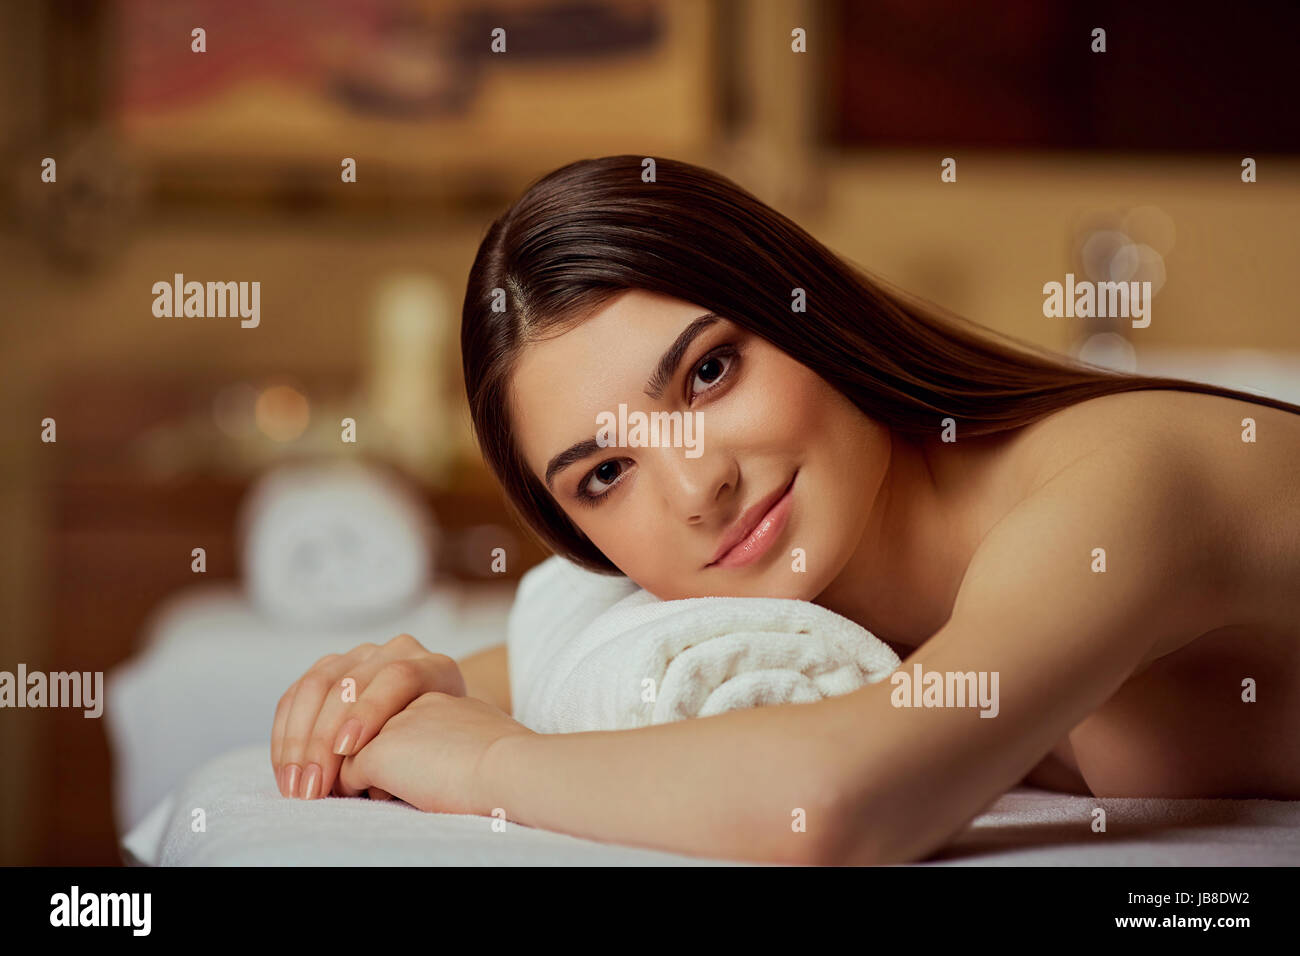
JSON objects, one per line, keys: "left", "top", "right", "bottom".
{"left": 1015, "top": 387, "right": 1300, "bottom": 477}
{"left": 997, "top": 387, "right": 1300, "bottom": 632}
{"left": 960, "top": 414, "right": 1213, "bottom": 628}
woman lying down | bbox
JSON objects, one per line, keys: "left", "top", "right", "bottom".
{"left": 269, "top": 156, "right": 1300, "bottom": 865}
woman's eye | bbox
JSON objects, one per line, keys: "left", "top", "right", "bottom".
{"left": 579, "top": 458, "right": 628, "bottom": 501}
{"left": 689, "top": 350, "right": 737, "bottom": 400}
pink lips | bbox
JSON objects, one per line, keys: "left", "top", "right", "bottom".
{"left": 707, "top": 473, "right": 796, "bottom": 569}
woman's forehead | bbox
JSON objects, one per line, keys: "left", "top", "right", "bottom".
{"left": 516, "top": 292, "right": 709, "bottom": 390}
{"left": 509, "top": 293, "right": 718, "bottom": 470}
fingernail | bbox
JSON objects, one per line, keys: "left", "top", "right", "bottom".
{"left": 333, "top": 719, "right": 363, "bottom": 756}
{"left": 285, "top": 764, "right": 301, "bottom": 798}
{"left": 302, "top": 764, "right": 320, "bottom": 800}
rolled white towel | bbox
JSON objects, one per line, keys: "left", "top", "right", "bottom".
{"left": 506, "top": 556, "right": 641, "bottom": 718}
{"left": 514, "top": 586, "right": 901, "bottom": 734}
{"left": 237, "top": 460, "right": 437, "bottom": 628}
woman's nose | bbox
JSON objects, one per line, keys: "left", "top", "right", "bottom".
{"left": 655, "top": 445, "right": 735, "bottom": 525}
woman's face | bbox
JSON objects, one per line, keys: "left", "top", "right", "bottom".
{"left": 510, "top": 289, "right": 892, "bottom": 601}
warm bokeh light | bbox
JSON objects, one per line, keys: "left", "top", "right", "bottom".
{"left": 1131, "top": 243, "right": 1168, "bottom": 296}
{"left": 1076, "top": 332, "right": 1138, "bottom": 373}
{"left": 1078, "top": 223, "right": 1167, "bottom": 296}
{"left": 1122, "top": 205, "right": 1177, "bottom": 256}
{"left": 254, "top": 384, "right": 311, "bottom": 442}
{"left": 1080, "top": 229, "right": 1133, "bottom": 282}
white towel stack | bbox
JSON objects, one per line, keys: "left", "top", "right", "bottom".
{"left": 508, "top": 557, "right": 901, "bottom": 734}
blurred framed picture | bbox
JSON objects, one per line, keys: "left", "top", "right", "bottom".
{"left": 105, "top": 0, "right": 718, "bottom": 201}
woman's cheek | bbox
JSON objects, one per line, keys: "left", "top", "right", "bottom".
{"left": 714, "top": 370, "right": 795, "bottom": 444}
{"left": 750, "top": 360, "right": 829, "bottom": 439}
{"left": 590, "top": 502, "right": 658, "bottom": 573}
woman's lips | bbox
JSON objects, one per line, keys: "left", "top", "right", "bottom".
{"left": 708, "top": 473, "right": 796, "bottom": 569}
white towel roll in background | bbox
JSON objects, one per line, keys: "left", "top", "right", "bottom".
{"left": 237, "top": 459, "right": 438, "bottom": 627}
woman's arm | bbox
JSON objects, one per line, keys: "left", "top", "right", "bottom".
{"left": 490, "top": 686, "right": 845, "bottom": 864}
{"left": 483, "top": 438, "right": 1213, "bottom": 864}
{"left": 458, "top": 642, "right": 511, "bottom": 715}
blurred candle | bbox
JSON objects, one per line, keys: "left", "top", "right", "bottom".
{"left": 368, "top": 273, "right": 453, "bottom": 481}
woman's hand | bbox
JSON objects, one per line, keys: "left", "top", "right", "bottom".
{"left": 336, "top": 692, "right": 536, "bottom": 816}
{"left": 271, "top": 633, "right": 468, "bottom": 800}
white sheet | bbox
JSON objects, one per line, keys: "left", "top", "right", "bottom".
{"left": 106, "top": 581, "right": 514, "bottom": 834}
{"left": 126, "top": 744, "right": 743, "bottom": 866}
{"left": 123, "top": 742, "right": 1300, "bottom": 866}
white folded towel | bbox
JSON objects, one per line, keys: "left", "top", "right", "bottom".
{"left": 237, "top": 460, "right": 437, "bottom": 628}
{"left": 512, "top": 576, "right": 901, "bottom": 734}
{"left": 506, "top": 556, "right": 642, "bottom": 720}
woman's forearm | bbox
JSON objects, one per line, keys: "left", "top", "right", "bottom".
{"left": 457, "top": 643, "right": 511, "bottom": 714}
{"left": 483, "top": 696, "right": 850, "bottom": 864}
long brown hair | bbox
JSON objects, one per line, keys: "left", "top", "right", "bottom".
{"left": 462, "top": 155, "right": 1300, "bottom": 575}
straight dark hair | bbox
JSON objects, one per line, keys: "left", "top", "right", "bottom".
{"left": 462, "top": 155, "right": 1300, "bottom": 575}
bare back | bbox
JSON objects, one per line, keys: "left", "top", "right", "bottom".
{"left": 979, "top": 389, "right": 1300, "bottom": 797}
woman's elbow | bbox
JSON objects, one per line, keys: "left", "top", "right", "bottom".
{"left": 811, "top": 818, "right": 927, "bottom": 866}
{"left": 784, "top": 771, "right": 881, "bottom": 866}
{"left": 810, "top": 780, "right": 940, "bottom": 866}
{"left": 726, "top": 769, "right": 851, "bottom": 866}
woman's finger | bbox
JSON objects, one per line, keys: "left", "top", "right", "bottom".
{"left": 335, "top": 751, "right": 369, "bottom": 797}
{"left": 271, "top": 647, "right": 376, "bottom": 789}
{"left": 270, "top": 682, "right": 297, "bottom": 791}
{"left": 312, "top": 658, "right": 444, "bottom": 801}
{"left": 278, "top": 653, "right": 361, "bottom": 798}
{"left": 271, "top": 654, "right": 342, "bottom": 781}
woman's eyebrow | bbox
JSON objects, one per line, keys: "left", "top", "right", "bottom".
{"left": 644, "top": 313, "right": 719, "bottom": 400}
{"left": 545, "top": 436, "right": 605, "bottom": 489}
{"left": 543, "top": 312, "right": 720, "bottom": 489}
